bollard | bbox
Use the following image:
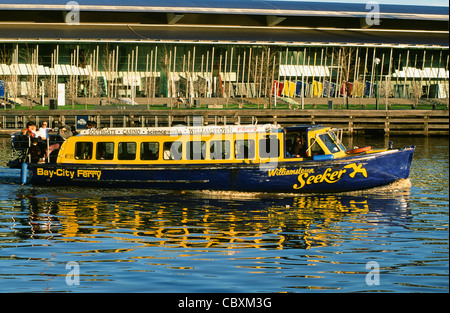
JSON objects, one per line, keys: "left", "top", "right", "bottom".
{"left": 49, "top": 99, "right": 58, "bottom": 110}
{"left": 328, "top": 100, "right": 333, "bottom": 110}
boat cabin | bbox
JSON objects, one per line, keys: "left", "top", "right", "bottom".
{"left": 284, "top": 125, "right": 347, "bottom": 160}
{"left": 54, "top": 124, "right": 349, "bottom": 165}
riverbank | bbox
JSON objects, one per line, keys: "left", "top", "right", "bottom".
{"left": 2, "top": 95, "right": 449, "bottom": 111}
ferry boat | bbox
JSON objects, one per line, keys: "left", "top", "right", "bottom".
{"left": 10, "top": 124, "right": 415, "bottom": 193}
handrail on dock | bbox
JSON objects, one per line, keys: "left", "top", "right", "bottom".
{"left": 1, "top": 109, "right": 448, "bottom": 136}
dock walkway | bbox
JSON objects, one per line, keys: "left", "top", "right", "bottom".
{"left": 1, "top": 108, "right": 448, "bottom": 136}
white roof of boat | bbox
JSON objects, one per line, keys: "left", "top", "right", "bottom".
{"left": 78, "top": 124, "right": 283, "bottom": 136}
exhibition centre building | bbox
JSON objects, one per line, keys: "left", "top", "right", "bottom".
{"left": 0, "top": 0, "right": 448, "bottom": 106}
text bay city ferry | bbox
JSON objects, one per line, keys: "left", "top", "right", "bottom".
{"left": 12, "top": 124, "right": 415, "bottom": 193}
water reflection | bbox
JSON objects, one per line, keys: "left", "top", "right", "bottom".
{"left": 1, "top": 135, "right": 446, "bottom": 293}
{"left": 11, "top": 184, "right": 412, "bottom": 252}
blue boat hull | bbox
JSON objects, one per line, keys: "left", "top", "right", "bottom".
{"left": 28, "top": 147, "right": 415, "bottom": 193}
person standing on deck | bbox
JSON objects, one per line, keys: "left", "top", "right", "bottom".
{"left": 37, "top": 121, "right": 52, "bottom": 141}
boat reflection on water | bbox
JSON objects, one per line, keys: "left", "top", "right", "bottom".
{"left": 14, "top": 179, "right": 412, "bottom": 251}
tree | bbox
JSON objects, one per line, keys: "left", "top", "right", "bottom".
{"left": 409, "top": 81, "right": 424, "bottom": 107}
{"left": 337, "top": 47, "right": 356, "bottom": 104}
{"left": 0, "top": 46, "right": 13, "bottom": 103}
{"left": 379, "top": 81, "right": 394, "bottom": 108}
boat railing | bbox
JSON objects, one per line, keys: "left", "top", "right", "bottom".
{"left": 331, "top": 128, "right": 344, "bottom": 143}
{"left": 9, "top": 133, "right": 64, "bottom": 164}
{"left": 10, "top": 133, "right": 30, "bottom": 163}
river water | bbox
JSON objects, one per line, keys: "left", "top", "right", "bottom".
{"left": 0, "top": 135, "right": 448, "bottom": 294}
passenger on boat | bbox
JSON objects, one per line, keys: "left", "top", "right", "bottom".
{"left": 29, "top": 137, "right": 45, "bottom": 163}
{"left": 26, "top": 121, "right": 38, "bottom": 138}
{"left": 37, "top": 121, "right": 52, "bottom": 141}
{"left": 289, "top": 135, "right": 307, "bottom": 158}
{"left": 86, "top": 121, "right": 97, "bottom": 129}
{"left": 37, "top": 121, "right": 57, "bottom": 158}
{"left": 96, "top": 142, "right": 110, "bottom": 160}
{"left": 12, "top": 128, "right": 31, "bottom": 150}
{"left": 58, "top": 125, "right": 73, "bottom": 140}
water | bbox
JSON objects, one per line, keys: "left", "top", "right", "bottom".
{"left": 0, "top": 135, "right": 448, "bottom": 293}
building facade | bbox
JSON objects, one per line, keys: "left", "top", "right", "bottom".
{"left": 0, "top": 0, "right": 448, "bottom": 107}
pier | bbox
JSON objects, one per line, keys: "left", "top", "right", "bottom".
{"left": 1, "top": 107, "right": 448, "bottom": 136}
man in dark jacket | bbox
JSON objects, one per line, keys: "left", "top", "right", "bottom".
{"left": 29, "top": 137, "right": 45, "bottom": 163}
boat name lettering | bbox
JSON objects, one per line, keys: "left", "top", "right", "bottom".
{"left": 291, "top": 163, "right": 368, "bottom": 189}
{"left": 268, "top": 167, "right": 314, "bottom": 177}
{"left": 266, "top": 163, "right": 368, "bottom": 190}
{"left": 77, "top": 169, "right": 102, "bottom": 180}
{"left": 36, "top": 168, "right": 102, "bottom": 180}
{"left": 293, "top": 167, "right": 347, "bottom": 189}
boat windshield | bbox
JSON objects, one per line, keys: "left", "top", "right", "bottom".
{"left": 328, "top": 131, "right": 346, "bottom": 151}
{"left": 318, "top": 132, "right": 343, "bottom": 154}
